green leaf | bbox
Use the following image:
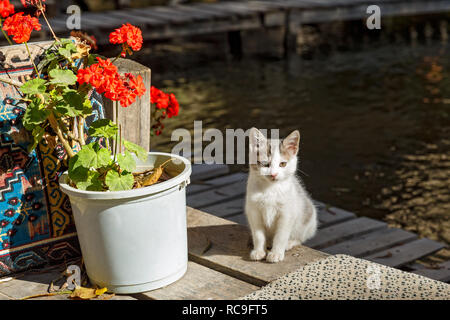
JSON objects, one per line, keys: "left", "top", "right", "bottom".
{"left": 117, "top": 151, "right": 136, "bottom": 173}
{"left": 22, "top": 99, "right": 50, "bottom": 131}
{"left": 20, "top": 78, "right": 47, "bottom": 95}
{"left": 27, "top": 126, "right": 45, "bottom": 153}
{"left": 68, "top": 154, "right": 89, "bottom": 182}
{"left": 54, "top": 91, "right": 91, "bottom": 117}
{"left": 88, "top": 119, "right": 118, "bottom": 139}
{"left": 105, "top": 170, "right": 134, "bottom": 191}
{"left": 76, "top": 142, "right": 111, "bottom": 169}
{"left": 76, "top": 171, "right": 103, "bottom": 191}
{"left": 58, "top": 47, "right": 72, "bottom": 59}
{"left": 49, "top": 69, "right": 77, "bottom": 86}
{"left": 123, "top": 140, "right": 147, "bottom": 162}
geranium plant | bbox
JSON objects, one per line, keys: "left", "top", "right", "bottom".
{"left": 0, "top": 0, "right": 177, "bottom": 191}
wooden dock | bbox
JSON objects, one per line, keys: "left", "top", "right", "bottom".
{"left": 33, "top": 0, "right": 450, "bottom": 46}
{"left": 187, "top": 163, "right": 450, "bottom": 283}
{"left": 0, "top": 164, "right": 448, "bottom": 300}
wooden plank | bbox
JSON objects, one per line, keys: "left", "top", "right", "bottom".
{"left": 187, "top": 180, "right": 246, "bottom": 208}
{"left": 108, "top": 11, "right": 167, "bottom": 27}
{"left": 187, "top": 207, "right": 328, "bottom": 286}
{"left": 151, "top": 6, "right": 204, "bottom": 22}
{"left": 162, "top": 5, "right": 216, "bottom": 21}
{"left": 103, "top": 58, "right": 151, "bottom": 152}
{"left": 188, "top": 172, "right": 247, "bottom": 195}
{"left": 137, "top": 261, "right": 259, "bottom": 300}
{"left": 248, "top": 1, "right": 288, "bottom": 11}
{"left": 0, "top": 292, "right": 11, "bottom": 300}
{"left": 190, "top": 164, "right": 230, "bottom": 181}
{"left": 323, "top": 228, "right": 418, "bottom": 257}
{"left": 365, "top": 239, "right": 446, "bottom": 268}
{"left": 227, "top": 213, "right": 248, "bottom": 226}
{"left": 194, "top": 2, "right": 257, "bottom": 18}
{"left": 174, "top": 4, "right": 231, "bottom": 21}
{"left": 304, "top": 217, "right": 387, "bottom": 249}
{"left": 412, "top": 261, "right": 450, "bottom": 283}
{"left": 80, "top": 12, "right": 133, "bottom": 29}
{"left": 128, "top": 7, "right": 191, "bottom": 25}
{"left": 217, "top": 1, "right": 275, "bottom": 14}
{"left": 203, "top": 198, "right": 358, "bottom": 227}
{"left": 0, "top": 271, "right": 137, "bottom": 300}
{"left": 189, "top": 3, "right": 235, "bottom": 19}
{"left": 314, "top": 202, "right": 356, "bottom": 228}
{"left": 202, "top": 197, "right": 245, "bottom": 217}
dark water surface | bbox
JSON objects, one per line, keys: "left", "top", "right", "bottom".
{"left": 114, "top": 28, "right": 449, "bottom": 249}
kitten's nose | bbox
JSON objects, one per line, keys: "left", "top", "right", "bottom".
{"left": 271, "top": 173, "right": 278, "bottom": 179}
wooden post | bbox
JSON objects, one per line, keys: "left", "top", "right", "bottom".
{"left": 103, "top": 58, "right": 152, "bottom": 152}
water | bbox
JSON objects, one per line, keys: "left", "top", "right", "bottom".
{"left": 109, "top": 20, "right": 450, "bottom": 252}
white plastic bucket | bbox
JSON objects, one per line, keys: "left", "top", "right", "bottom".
{"left": 59, "top": 152, "right": 191, "bottom": 294}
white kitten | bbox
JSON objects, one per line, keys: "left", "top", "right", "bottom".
{"left": 245, "top": 128, "right": 317, "bottom": 263}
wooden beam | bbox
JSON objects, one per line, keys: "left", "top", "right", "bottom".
{"left": 186, "top": 207, "right": 328, "bottom": 287}
{"left": 187, "top": 180, "right": 247, "bottom": 208}
{"left": 103, "top": 58, "right": 151, "bottom": 152}
{"left": 323, "top": 228, "right": 418, "bottom": 257}
{"left": 136, "top": 261, "right": 259, "bottom": 300}
{"left": 411, "top": 261, "right": 450, "bottom": 283}
{"left": 304, "top": 217, "right": 387, "bottom": 249}
{"left": 188, "top": 172, "right": 247, "bottom": 195}
{"left": 190, "top": 164, "right": 230, "bottom": 181}
{"left": 365, "top": 239, "right": 446, "bottom": 267}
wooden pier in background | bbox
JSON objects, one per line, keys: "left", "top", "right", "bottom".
{"left": 187, "top": 163, "right": 450, "bottom": 283}
{"left": 31, "top": 0, "right": 450, "bottom": 48}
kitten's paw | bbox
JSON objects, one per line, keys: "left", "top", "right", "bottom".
{"left": 286, "top": 240, "right": 301, "bottom": 251}
{"left": 250, "top": 249, "right": 266, "bottom": 261}
{"left": 266, "top": 250, "right": 285, "bottom": 263}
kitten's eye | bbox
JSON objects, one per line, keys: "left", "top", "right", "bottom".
{"left": 279, "top": 162, "right": 287, "bottom": 168}
{"left": 258, "top": 161, "right": 270, "bottom": 167}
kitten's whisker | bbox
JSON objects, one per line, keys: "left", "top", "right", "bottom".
{"left": 298, "top": 169, "right": 309, "bottom": 177}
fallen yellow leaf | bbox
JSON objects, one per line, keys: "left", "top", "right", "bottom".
{"left": 70, "top": 286, "right": 108, "bottom": 300}
{"left": 142, "top": 158, "right": 174, "bottom": 187}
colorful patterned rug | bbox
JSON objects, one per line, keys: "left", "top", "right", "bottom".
{"left": 0, "top": 42, "right": 104, "bottom": 276}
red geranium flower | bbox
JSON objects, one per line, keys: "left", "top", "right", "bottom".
{"left": 129, "top": 75, "right": 146, "bottom": 97}
{"left": 2, "top": 12, "right": 41, "bottom": 43}
{"left": 109, "top": 23, "right": 143, "bottom": 53}
{"left": 167, "top": 93, "right": 179, "bottom": 118}
{"left": 77, "top": 58, "right": 146, "bottom": 108}
{"left": 0, "top": 0, "right": 15, "bottom": 18}
{"left": 150, "top": 86, "right": 169, "bottom": 110}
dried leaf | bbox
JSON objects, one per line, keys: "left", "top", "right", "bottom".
{"left": 70, "top": 286, "right": 108, "bottom": 300}
{"left": 141, "top": 158, "right": 174, "bottom": 187}
{"left": 142, "top": 167, "right": 163, "bottom": 187}
{"left": 21, "top": 291, "right": 72, "bottom": 300}
{"left": 375, "top": 252, "right": 393, "bottom": 259}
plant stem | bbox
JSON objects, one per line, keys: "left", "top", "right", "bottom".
{"left": 0, "top": 19, "right": 13, "bottom": 45}
{"left": 0, "top": 77, "right": 23, "bottom": 87}
{"left": 39, "top": 5, "right": 59, "bottom": 42}
{"left": 113, "top": 102, "right": 119, "bottom": 160}
{"left": 24, "top": 42, "right": 40, "bottom": 77}
{"left": 119, "top": 124, "right": 122, "bottom": 155}
{"left": 48, "top": 113, "right": 75, "bottom": 158}
{"left": 77, "top": 116, "right": 86, "bottom": 146}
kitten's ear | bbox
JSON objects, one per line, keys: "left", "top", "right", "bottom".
{"left": 249, "top": 128, "right": 267, "bottom": 162}
{"left": 249, "top": 128, "right": 266, "bottom": 148}
{"left": 282, "top": 130, "right": 300, "bottom": 157}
